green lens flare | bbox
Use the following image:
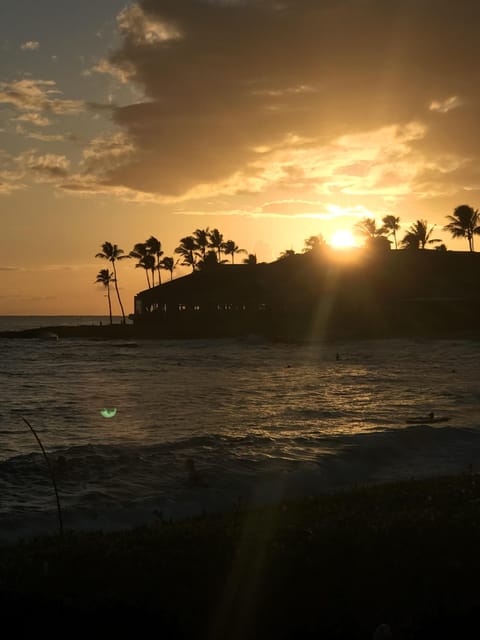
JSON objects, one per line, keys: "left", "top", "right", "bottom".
{"left": 100, "top": 408, "right": 117, "bottom": 418}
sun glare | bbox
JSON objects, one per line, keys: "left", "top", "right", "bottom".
{"left": 329, "top": 229, "right": 357, "bottom": 249}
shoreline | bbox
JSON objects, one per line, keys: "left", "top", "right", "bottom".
{"left": 0, "top": 323, "right": 136, "bottom": 340}
{"left": 1, "top": 472, "right": 480, "bottom": 637}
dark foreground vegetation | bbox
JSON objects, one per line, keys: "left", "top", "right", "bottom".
{"left": 2, "top": 473, "right": 480, "bottom": 638}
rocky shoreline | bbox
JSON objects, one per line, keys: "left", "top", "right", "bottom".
{"left": 0, "top": 324, "right": 136, "bottom": 340}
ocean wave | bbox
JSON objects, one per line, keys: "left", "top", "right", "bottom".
{"left": 0, "top": 424, "right": 479, "bottom": 541}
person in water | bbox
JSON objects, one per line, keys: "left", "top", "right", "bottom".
{"left": 52, "top": 455, "right": 68, "bottom": 477}
{"left": 185, "top": 458, "right": 208, "bottom": 487}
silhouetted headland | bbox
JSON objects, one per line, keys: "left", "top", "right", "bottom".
{"left": 131, "top": 248, "right": 480, "bottom": 341}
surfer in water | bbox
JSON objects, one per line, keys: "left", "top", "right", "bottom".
{"left": 52, "top": 455, "right": 68, "bottom": 478}
{"left": 185, "top": 458, "right": 208, "bottom": 487}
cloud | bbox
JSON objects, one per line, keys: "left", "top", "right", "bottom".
{"left": 0, "top": 152, "right": 25, "bottom": 194}
{"left": 86, "top": 0, "right": 480, "bottom": 206}
{"left": 413, "top": 157, "right": 480, "bottom": 198}
{"left": 174, "top": 200, "right": 376, "bottom": 223}
{"left": 59, "top": 174, "right": 165, "bottom": 202}
{"left": 14, "top": 112, "right": 51, "bottom": 127}
{"left": 429, "top": 96, "right": 463, "bottom": 114}
{"left": 258, "top": 200, "right": 372, "bottom": 219}
{"left": 21, "top": 40, "right": 40, "bottom": 51}
{"left": 80, "top": 131, "right": 136, "bottom": 175}
{"left": 17, "top": 151, "right": 71, "bottom": 181}
{"left": 116, "top": 3, "right": 182, "bottom": 45}
{"left": 86, "top": 58, "right": 134, "bottom": 84}
{"left": 16, "top": 126, "right": 71, "bottom": 142}
{"left": 0, "top": 180, "right": 24, "bottom": 195}
{"left": 190, "top": 122, "right": 429, "bottom": 203}
{"left": 0, "top": 79, "right": 84, "bottom": 115}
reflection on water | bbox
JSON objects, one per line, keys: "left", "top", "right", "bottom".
{"left": 0, "top": 336, "right": 479, "bottom": 540}
{"left": 0, "top": 337, "right": 478, "bottom": 452}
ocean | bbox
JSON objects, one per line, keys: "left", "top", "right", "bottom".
{"left": 0, "top": 316, "right": 479, "bottom": 542}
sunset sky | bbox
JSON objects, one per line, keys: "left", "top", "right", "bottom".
{"left": 1, "top": 0, "right": 480, "bottom": 315}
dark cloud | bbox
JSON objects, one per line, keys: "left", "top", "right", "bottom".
{"left": 99, "top": 0, "right": 480, "bottom": 198}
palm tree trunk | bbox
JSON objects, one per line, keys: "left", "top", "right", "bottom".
{"left": 112, "top": 261, "right": 126, "bottom": 323}
{"left": 156, "top": 253, "right": 162, "bottom": 286}
{"left": 107, "top": 283, "right": 113, "bottom": 325}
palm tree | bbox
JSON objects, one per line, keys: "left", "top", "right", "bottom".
{"left": 380, "top": 215, "right": 401, "bottom": 249}
{"left": 138, "top": 254, "right": 156, "bottom": 287}
{"left": 95, "top": 241, "right": 130, "bottom": 323}
{"left": 401, "top": 219, "right": 441, "bottom": 250}
{"left": 95, "top": 269, "right": 114, "bottom": 325}
{"left": 159, "top": 256, "right": 177, "bottom": 281}
{"left": 278, "top": 249, "right": 296, "bottom": 260}
{"left": 197, "top": 250, "right": 226, "bottom": 271}
{"left": 192, "top": 228, "right": 210, "bottom": 260}
{"left": 243, "top": 253, "right": 257, "bottom": 265}
{"left": 303, "top": 234, "right": 325, "bottom": 253}
{"left": 208, "top": 228, "right": 224, "bottom": 261}
{"left": 130, "top": 242, "right": 154, "bottom": 288}
{"left": 444, "top": 205, "right": 480, "bottom": 252}
{"left": 223, "top": 240, "right": 247, "bottom": 264}
{"left": 175, "top": 236, "right": 197, "bottom": 272}
{"left": 354, "top": 217, "right": 381, "bottom": 241}
{"left": 146, "top": 236, "right": 164, "bottom": 285}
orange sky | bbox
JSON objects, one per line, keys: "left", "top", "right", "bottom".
{"left": 1, "top": 1, "right": 479, "bottom": 315}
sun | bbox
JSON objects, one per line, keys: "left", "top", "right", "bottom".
{"left": 329, "top": 229, "right": 357, "bottom": 249}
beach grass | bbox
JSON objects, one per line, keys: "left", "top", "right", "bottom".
{"left": 1, "top": 473, "right": 480, "bottom": 638}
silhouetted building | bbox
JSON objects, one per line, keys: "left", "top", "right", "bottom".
{"left": 132, "top": 250, "right": 480, "bottom": 340}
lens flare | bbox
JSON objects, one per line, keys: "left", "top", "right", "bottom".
{"left": 100, "top": 408, "right": 117, "bottom": 418}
